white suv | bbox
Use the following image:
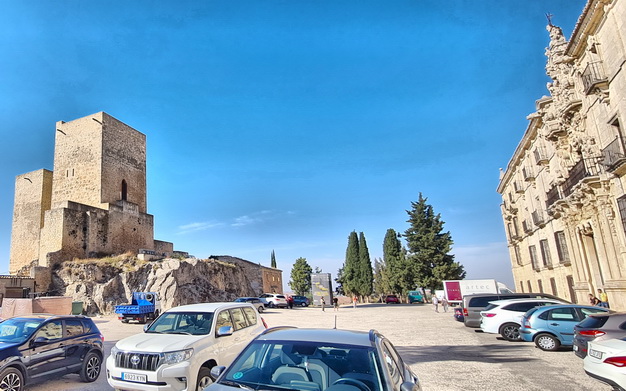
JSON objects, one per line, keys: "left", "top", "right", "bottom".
{"left": 259, "top": 293, "right": 288, "bottom": 308}
{"left": 106, "top": 302, "right": 266, "bottom": 391}
{"left": 480, "top": 298, "right": 565, "bottom": 341}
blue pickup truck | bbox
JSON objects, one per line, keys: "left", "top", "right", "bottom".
{"left": 115, "top": 292, "right": 161, "bottom": 324}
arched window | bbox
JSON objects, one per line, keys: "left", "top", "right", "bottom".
{"left": 121, "top": 180, "right": 128, "bottom": 201}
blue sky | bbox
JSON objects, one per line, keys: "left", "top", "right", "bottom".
{"left": 1, "top": 1, "right": 587, "bottom": 291}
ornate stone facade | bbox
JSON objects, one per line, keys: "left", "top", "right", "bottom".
{"left": 9, "top": 112, "right": 174, "bottom": 274}
{"left": 498, "top": 0, "right": 626, "bottom": 310}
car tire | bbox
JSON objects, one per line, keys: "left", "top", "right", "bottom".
{"left": 79, "top": 351, "right": 102, "bottom": 382}
{"left": 121, "top": 319, "right": 129, "bottom": 324}
{"left": 0, "top": 367, "right": 23, "bottom": 391}
{"left": 535, "top": 333, "right": 560, "bottom": 351}
{"left": 196, "top": 367, "right": 212, "bottom": 391}
{"left": 269, "top": 302, "right": 275, "bottom": 308}
{"left": 257, "top": 305, "right": 264, "bottom": 313}
{"left": 500, "top": 323, "right": 521, "bottom": 341}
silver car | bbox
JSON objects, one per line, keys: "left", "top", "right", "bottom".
{"left": 205, "top": 327, "right": 421, "bottom": 391}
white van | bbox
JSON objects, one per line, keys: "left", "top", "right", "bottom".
{"left": 106, "top": 302, "right": 266, "bottom": 391}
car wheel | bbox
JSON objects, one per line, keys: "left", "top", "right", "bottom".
{"left": 0, "top": 367, "right": 23, "bottom": 391}
{"left": 197, "top": 367, "right": 212, "bottom": 391}
{"left": 121, "top": 319, "right": 129, "bottom": 324}
{"left": 535, "top": 333, "right": 560, "bottom": 351}
{"left": 500, "top": 323, "right": 521, "bottom": 341}
{"left": 269, "top": 302, "right": 275, "bottom": 308}
{"left": 257, "top": 305, "right": 264, "bottom": 313}
{"left": 79, "top": 351, "right": 102, "bottom": 382}
{"left": 301, "top": 303, "right": 307, "bottom": 307}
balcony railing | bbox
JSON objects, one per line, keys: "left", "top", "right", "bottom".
{"left": 522, "top": 220, "right": 532, "bottom": 234}
{"left": 562, "top": 158, "right": 602, "bottom": 197}
{"left": 532, "top": 210, "right": 546, "bottom": 227}
{"left": 603, "top": 137, "right": 626, "bottom": 172}
{"left": 513, "top": 181, "right": 524, "bottom": 193}
{"left": 546, "top": 185, "right": 561, "bottom": 208}
{"left": 582, "top": 61, "right": 608, "bottom": 95}
{"left": 534, "top": 147, "right": 549, "bottom": 165}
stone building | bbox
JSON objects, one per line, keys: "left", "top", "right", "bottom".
{"left": 497, "top": 0, "right": 626, "bottom": 310}
{"left": 9, "top": 112, "right": 174, "bottom": 274}
{"left": 208, "top": 255, "right": 283, "bottom": 295}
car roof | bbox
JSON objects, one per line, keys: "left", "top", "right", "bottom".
{"left": 166, "top": 302, "right": 252, "bottom": 312}
{"left": 488, "top": 298, "right": 564, "bottom": 305}
{"left": 531, "top": 304, "right": 610, "bottom": 312}
{"left": 256, "top": 328, "right": 376, "bottom": 347}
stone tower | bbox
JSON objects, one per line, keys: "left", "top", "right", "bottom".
{"left": 9, "top": 112, "right": 172, "bottom": 274}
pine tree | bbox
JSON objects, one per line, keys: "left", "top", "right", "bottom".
{"left": 289, "top": 257, "right": 312, "bottom": 295}
{"left": 383, "top": 228, "right": 412, "bottom": 295}
{"left": 357, "top": 232, "right": 373, "bottom": 299}
{"left": 271, "top": 250, "right": 277, "bottom": 268}
{"left": 342, "top": 231, "right": 360, "bottom": 296}
{"left": 404, "top": 193, "right": 466, "bottom": 292}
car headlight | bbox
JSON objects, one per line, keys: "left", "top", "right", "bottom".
{"left": 160, "top": 349, "right": 194, "bottom": 365}
{"left": 111, "top": 345, "right": 120, "bottom": 356}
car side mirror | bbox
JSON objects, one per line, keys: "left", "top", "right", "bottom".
{"left": 217, "top": 325, "right": 233, "bottom": 337}
{"left": 30, "top": 337, "right": 48, "bottom": 347}
{"left": 210, "top": 365, "right": 226, "bottom": 380}
{"left": 400, "top": 381, "right": 418, "bottom": 391}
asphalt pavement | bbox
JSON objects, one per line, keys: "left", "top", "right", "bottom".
{"left": 29, "top": 302, "right": 611, "bottom": 391}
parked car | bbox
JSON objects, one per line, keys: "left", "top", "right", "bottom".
{"left": 0, "top": 314, "right": 104, "bottom": 391}
{"left": 206, "top": 327, "right": 422, "bottom": 391}
{"left": 385, "top": 295, "right": 400, "bottom": 304}
{"left": 479, "top": 298, "right": 565, "bottom": 341}
{"left": 259, "top": 293, "right": 289, "bottom": 308}
{"left": 234, "top": 297, "right": 265, "bottom": 313}
{"left": 291, "top": 295, "right": 310, "bottom": 307}
{"left": 462, "top": 292, "right": 567, "bottom": 328}
{"left": 583, "top": 337, "right": 626, "bottom": 390}
{"left": 574, "top": 312, "right": 626, "bottom": 358}
{"left": 408, "top": 290, "right": 424, "bottom": 304}
{"left": 519, "top": 304, "right": 609, "bottom": 351}
{"left": 106, "top": 302, "right": 266, "bottom": 391}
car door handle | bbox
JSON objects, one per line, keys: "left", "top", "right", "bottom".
{"left": 550, "top": 323, "right": 559, "bottom": 326}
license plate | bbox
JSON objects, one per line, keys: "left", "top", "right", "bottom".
{"left": 122, "top": 373, "right": 147, "bottom": 383}
{"left": 589, "top": 349, "right": 603, "bottom": 359}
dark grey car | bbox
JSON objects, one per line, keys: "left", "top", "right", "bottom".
{"left": 205, "top": 327, "right": 421, "bottom": 391}
{"left": 462, "top": 292, "right": 567, "bottom": 328}
{"left": 573, "top": 312, "right": 626, "bottom": 358}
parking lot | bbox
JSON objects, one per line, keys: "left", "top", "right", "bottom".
{"left": 30, "top": 302, "right": 611, "bottom": 390}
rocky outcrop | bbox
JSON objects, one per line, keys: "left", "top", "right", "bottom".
{"left": 51, "top": 257, "right": 258, "bottom": 315}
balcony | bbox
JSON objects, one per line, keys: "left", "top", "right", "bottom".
{"left": 603, "top": 137, "right": 626, "bottom": 174}
{"left": 546, "top": 185, "right": 561, "bottom": 208}
{"left": 522, "top": 220, "right": 532, "bottom": 234}
{"left": 522, "top": 166, "right": 536, "bottom": 182}
{"left": 532, "top": 210, "right": 546, "bottom": 227}
{"left": 582, "top": 61, "right": 608, "bottom": 95}
{"left": 513, "top": 181, "right": 524, "bottom": 194}
{"left": 545, "top": 120, "right": 565, "bottom": 140}
{"left": 562, "top": 158, "right": 602, "bottom": 197}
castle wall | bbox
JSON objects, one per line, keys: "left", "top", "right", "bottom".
{"left": 9, "top": 169, "right": 52, "bottom": 274}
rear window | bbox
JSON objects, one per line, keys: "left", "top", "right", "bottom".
{"left": 484, "top": 303, "right": 499, "bottom": 311}
{"left": 276, "top": 295, "right": 286, "bottom": 299}
{"left": 577, "top": 314, "right": 609, "bottom": 329}
{"left": 468, "top": 296, "right": 501, "bottom": 308}
{"left": 524, "top": 307, "right": 541, "bottom": 319}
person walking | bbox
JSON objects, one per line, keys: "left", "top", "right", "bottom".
{"left": 287, "top": 296, "right": 294, "bottom": 309}
{"left": 321, "top": 297, "right": 326, "bottom": 311}
{"left": 598, "top": 289, "right": 610, "bottom": 308}
{"left": 353, "top": 296, "right": 358, "bottom": 309}
{"left": 441, "top": 297, "right": 449, "bottom": 313}
{"left": 333, "top": 297, "right": 339, "bottom": 311}
{"left": 432, "top": 296, "right": 439, "bottom": 313}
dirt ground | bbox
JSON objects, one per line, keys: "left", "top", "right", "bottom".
{"left": 29, "top": 302, "right": 611, "bottom": 391}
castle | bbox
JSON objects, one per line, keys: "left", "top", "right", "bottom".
{"left": 9, "top": 112, "right": 174, "bottom": 274}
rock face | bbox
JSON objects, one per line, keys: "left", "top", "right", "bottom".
{"left": 52, "top": 257, "right": 258, "bottom": 315}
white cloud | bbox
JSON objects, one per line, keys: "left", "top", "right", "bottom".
{"left": 177, "top": 221, "right": 223, "bottom": 235}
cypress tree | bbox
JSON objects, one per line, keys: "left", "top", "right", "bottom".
{"left": 271, "top": 250, "right": 277, "bottom": 268}
{"left": 343, "top": 231, "right": 360, "bottom": 296}
{"left": 358, "top": 232, "right": 373, "bottom": 298}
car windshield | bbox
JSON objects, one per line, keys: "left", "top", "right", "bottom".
{"left": 219, "top": 340, "right": 383, "bottom": 391}
{"left": 0, "top": 318, "right": 46, "bottom": 343}
{"left": 145, "top": 312, "right": 213, "bottom": 335}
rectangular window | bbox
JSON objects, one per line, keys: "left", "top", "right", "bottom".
{"left": 566, "top": 275, "right": 577, "bottom": 304}
{"left": 554, "top": 231, "right": 571, "bottom": 264}
{"left": 550, "top": 277, "right": 558, "bottom": 296}
{"left": 519, "top": 281, "right": 525, "bottom": 293}
{"left": 527, "top": 280, "right": 532, "bottom": 292}
{"left": 539, "top": 239, "right": 552, "bottom": 267}
{"left": 514, "top": 245, "right": 522, "bottom": 266}
{"left": 529, "top": 245, "right": 539, "bottom": 270}
{"left": 537, "top": 279, "right": 544, "bottom": 293}
{"left": 618, "top": 196, "right": 626, "bottom": 236}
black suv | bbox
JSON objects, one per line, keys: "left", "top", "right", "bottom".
{"left": 0, "top": 314, "right": 104, "bottom": 390}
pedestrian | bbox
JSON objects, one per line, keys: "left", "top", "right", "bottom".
{"left": 588, "top": 293, "right": 600, "bottom": 306}
{"left": 333, "top": 297, "right": 339, "bottom": 311}
{"left": 432, "top": 296, "right": 439, "bottom": 313}
{"left": 353, "top": 296, "right": 358, "bottom": 309}
{"left": 598, "top": 288, "right": 610, "bottom": 308}
{"left": 287, "top": 296, "right": 294, "bottom": 309}
{"left": 441, "top": 297, "right": 449, "bottom": 313}
{"left": 321, "top": 297, "right": 326, "bottom": 311}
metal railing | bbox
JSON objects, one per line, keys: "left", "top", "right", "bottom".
{"left": 603, "top": 137, "right": 626, "bottom": 171}
{"left": 582, "top": 61, "right": 608, "bottom": 94}
{"left": 546, "top": 185, "right": 561, "bottom": 208}
{"left": 562, "top": 158, "right": 602, "bottom": 197}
